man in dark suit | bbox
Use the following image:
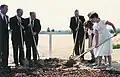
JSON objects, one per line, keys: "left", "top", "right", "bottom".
{"left": 70, "top": 10, "right": 85, "bottom": 61}
{"left": 10, "top": 9, "right": 25, "bottom": 66}
{"left": 24, "top": 12, "right": 41, "bottom": 62}
{"left": 0, "top": 4, "right": 9, "bottom": 67}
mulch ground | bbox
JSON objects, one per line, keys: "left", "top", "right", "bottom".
{"left": 0, "top": 58, "right": 120, "bottom": 77}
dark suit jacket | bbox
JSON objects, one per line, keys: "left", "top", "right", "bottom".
{"left": 70, "top": 15, "right": 85, "bottom": 33}
{"left": 24, "top": 18, "right": 41, "bottom": 43}
{"left": 10, "top": 16, "right": 25, "bottom": 43}
{"left": 0, "top": 14, "right": 9, "bottom": 53}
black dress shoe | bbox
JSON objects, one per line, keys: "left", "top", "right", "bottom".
{"left": 15, "top": 63, "right": 19, "bottom": 66}
{"left": 88, "top": 59, "right": 95, "bottom": 63}
{"left": 2, "top": 66, "right": 11, "bottom": 70}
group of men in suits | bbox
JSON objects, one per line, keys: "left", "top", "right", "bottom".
{"left": 0, "top": 4, "right": 41, "bottom": 68}
{"left": 0, "top": 4, "right": 93, "bottom": 68}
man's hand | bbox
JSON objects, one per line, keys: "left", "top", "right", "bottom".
{"left": 28, "top": 24, "right": 33, "bottom": 27}
{"left": 20, "top": 25, "right": 24, "bottom": 29}
{"left": 78, "top": 19, "right": 82, "bottom": 24}
{"left": 84, "top": 28, "right": 88, "bottom": 32}
{"left": 32, "top": 32, "right": 36, "bottom": 35}
{"left": 18, "top": 22, "right": 24, "bottom": 29}
{"left": 76, "top": 27, "right": 79, "bottom": 31}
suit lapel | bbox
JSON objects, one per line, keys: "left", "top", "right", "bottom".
{"left": 0, "top": 14, "right": 6, "bottom": 25}
{"left": 0, "top": 14, "right": 2, "bottom": 20}
{"left": 28, "top": 18, "right": 30, "bottom": 25}
{"left": 15, "top": 16, "right": 18, "bottom": 22}
{"left": 6, "top": 16, "right": 8, "bottom": 24}
{"left": 73, "top": 17, "right": 75, "bottom": 23}
{"left": 0, "top": 14, "right": 4, "bottom": 23}
{"left": 0, "top": 15, "right": 2, "bottom": 26}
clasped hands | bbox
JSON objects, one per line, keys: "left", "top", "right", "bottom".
{"left": 28, "top": 24, "right": 36, "bottom": 35}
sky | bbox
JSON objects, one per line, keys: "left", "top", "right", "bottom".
{"left": 0, "top": 0, "right": 120, "bottom": 30}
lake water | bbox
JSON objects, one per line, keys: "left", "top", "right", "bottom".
{"left": 8, "top": 34, "right": 90, "bottom": 64}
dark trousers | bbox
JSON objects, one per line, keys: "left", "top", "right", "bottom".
{"left": 73, "top": 31, "right": 84, "bottom": 59}
{"left": 25, "top": 35, "right": 38, "bottom": 61}
{"left": 0, "top": 34, "right": 9, "bottom": 66}
{"left": 2, "top": 39, "right": 9, "bottom": 66}
{"left": 12, "top": 40, "right": 24, "bottom": 65}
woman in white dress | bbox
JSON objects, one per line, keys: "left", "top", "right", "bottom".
{"left": 85, "top": 20, "right": 101, "bottom": 66}
{"left": 89, "top": 13, "right": 117, "bottom": 68}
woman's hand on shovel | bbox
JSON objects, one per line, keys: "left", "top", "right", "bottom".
{"left": 113, "top": 32, "right": 118, "bottom": 37}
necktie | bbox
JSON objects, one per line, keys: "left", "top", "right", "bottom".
{"left": 31, "top": 20, "right": 34, "bottom": 26}
{"left": 18, "top": 17, "right": 21, "bottom": 23}
{"left": 18, "top": 19, "right": 20, "bottom": 25}
{"left": 3, "top": 15, "right": 6, "bottom": 24}
{"left": 76, "top": 17, "right": 79, "bottom": 24}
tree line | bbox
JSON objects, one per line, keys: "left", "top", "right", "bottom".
{"left": 109, "top": 28, "right": 120, "bottom": 33}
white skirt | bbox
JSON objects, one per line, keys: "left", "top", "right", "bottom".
{"left": 93, "top": 35, "right": 112, "bottom": 58}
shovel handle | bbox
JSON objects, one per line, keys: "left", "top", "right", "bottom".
{"left": 75, "top": 35, "right": 116, "bottom": 59}
{"left": 30, "top": 27, "right": 40, "bottom": 59}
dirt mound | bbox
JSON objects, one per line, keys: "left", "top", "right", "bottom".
{"left": 1, "top": 58, "right": 120, "bottom": 77}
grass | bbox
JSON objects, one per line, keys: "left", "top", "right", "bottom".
{"left": 113, "top": 44, "right": 120, "bottom": 49}
{"left": 108, "top": 28, "right": 120, "bottom": 34}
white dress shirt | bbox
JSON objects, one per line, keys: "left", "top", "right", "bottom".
{"left": 16, "top": 15, "right": 22, "bottom": 23}
{"left": 29, "top": 17, "right": 34, "bottom": 26}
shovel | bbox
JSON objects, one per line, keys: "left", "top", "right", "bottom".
{"left": 74, "top": 34, "right": 116, "bottom": 60}
{"left": 30, "top": 27, "right": 40, "bottom": 59}
{"left": 69, "top": 27, "right": 87, "bottom": 60}
{"left": 30, "top": 26, "right": 45, "bottom": 65}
